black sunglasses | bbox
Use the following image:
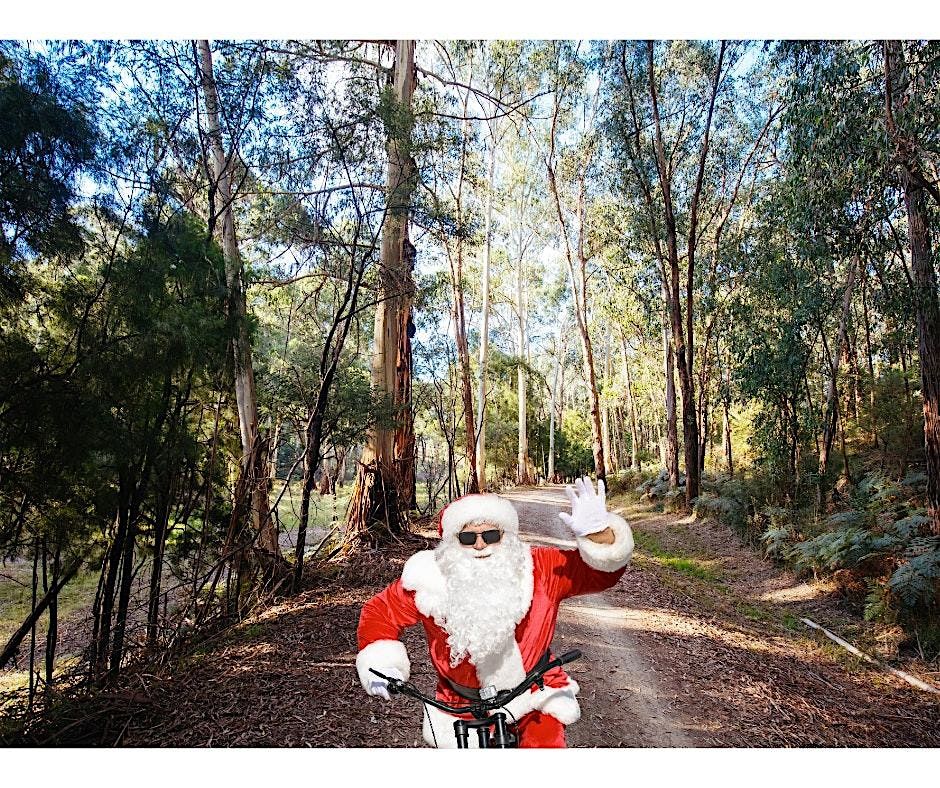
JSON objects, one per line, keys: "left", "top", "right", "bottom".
{"left": 457, "top": 529, "right": 502, "bottom": 546}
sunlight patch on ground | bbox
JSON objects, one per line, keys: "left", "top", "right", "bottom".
{"left": 500, "top": 492, "right": 568, "bottom": 507}
{"left": 225, "top": 641, "right": 276, "bottom": 662}
{"left": 0, "top": 668, "right": 29, "bottom": 696}
{"left": 558, "top": 602, "right": 790, "bottom": 657}
{"left": 518, "top": 532, "right": 576, "bottom": 549}
{"left": 757, "top": 582, "right": 829, "bottom": 604}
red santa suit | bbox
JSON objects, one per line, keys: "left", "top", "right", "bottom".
{"left": 355, "top": 492, "right": 634, "bottom": 748}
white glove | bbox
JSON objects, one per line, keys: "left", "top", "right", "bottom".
{"left": 558, "top": 476, "right": 609, "bottom": 537}
{"left": 366, "top": 666, "right": 404, "bottom": 701}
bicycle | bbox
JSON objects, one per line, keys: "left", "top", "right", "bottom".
{"left": 369, "top": 648, "right": 582, "bottom": 748}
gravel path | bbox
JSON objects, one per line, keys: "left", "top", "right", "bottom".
{"left": 501, "top": 487, "right": 693, "bottom": 746}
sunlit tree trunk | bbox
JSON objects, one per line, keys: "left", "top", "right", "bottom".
{"left": 475, "top": 132, "right": 496, "bottom": 491}
{"left": 661, "top": 281, "right": 679, "bottom": 487}
{"left": 196, "top": 40, "right": 279, "bottom": 556}
{"left": 647, "top": 40, "right": 724, "bottom": 505}
{"left": 619, "top": 333, "right": 641, "bottom": 470}
{"left": 545, "top": 48, "right": 605, "bottom": 481}
{"left": 449, "top": 77, "right": 479, "bottom": 495}
{"left": 548, "top": 322, "right": 567, "bottom": 483}
{"left": 516, "top": 243, "right": 534, "bottom": 485}
{"left": 346, "top": 40, "right": 416, "bottom": 543}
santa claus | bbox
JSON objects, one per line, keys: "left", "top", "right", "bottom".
{"left": 355, "top": 476, "right": 634, "bottom": 748}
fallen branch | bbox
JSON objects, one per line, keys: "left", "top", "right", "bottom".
{"left": 800, "top": 617, "right": 940, "bottom": 695}
{"left": 0, "top": 557, "right": 82, "bottom": 669}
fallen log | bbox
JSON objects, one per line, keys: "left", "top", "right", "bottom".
{"left": 800, "top": 617, "right": 940, "bottom": 695}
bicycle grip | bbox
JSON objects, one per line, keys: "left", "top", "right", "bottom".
{"left": 557, "top": 649, "right": 582, "bottom": 665}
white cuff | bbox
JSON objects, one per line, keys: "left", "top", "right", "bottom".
{"left": 355, "top": 639, "right": 411, "bottom": 692}
{"left": 576, "top": 513, "right": 634, "bottom": 573}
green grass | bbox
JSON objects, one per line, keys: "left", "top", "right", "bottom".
{"left": 271, "top": 480, "right": 354, "bottom": 532}
{"left": 0, "top": 567, "right": 100, "bottom": 644}
{"left": 661, "top": 556, "right": 723, "bottom": 581}
{"left": 242, "top": 623, "right": 266, "bottom": 639}
{"left": 632, "top": 528, "right": 725, "bottom": 583}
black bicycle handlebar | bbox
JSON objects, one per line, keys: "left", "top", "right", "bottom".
{"left": 369, "top": 649, "right": 582, "bottom": 718}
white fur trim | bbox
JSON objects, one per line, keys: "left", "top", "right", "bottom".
{"left": 402, "top": 550, "right": 447, "bottom": 626}
{"left": 534, "top": 679, "right": 582, "bottom": 725}
{"left": 355, "top": 639, "right": 410, "bottom": 692}
{"left": 576, "top": 512, "right": 635, "bottom": 573}
{"left": 440, "top": 494, "right": 519, "bottom": 538}
{"left": 422, "top": 705, "right": 478, "bottom": 748}
{"left": 491, "top": 677, "right": 582, "bottom": 728}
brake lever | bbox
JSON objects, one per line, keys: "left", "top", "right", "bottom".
{"left": 368, "top": 668, "right": 406, "bottom": 695}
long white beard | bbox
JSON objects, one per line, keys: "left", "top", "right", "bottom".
{"left": 434, "top": 534, "right": 532, "bottom": 668}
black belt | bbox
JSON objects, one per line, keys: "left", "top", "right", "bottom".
{"left": 444, "top": 648, "right": 554, "bottom": 702}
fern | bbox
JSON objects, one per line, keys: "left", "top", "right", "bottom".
{"left": 888, "top": 549, "right": 940, "bottom": 609}
{"left": 864, "top": 579, "right": 892, "bottom": 622}
{"left": 900, "top": 471, "right": 928, "bottom": 490}
{"left": 825, "top": 509, "right": 867, "bottom": 529}
{"left": 792, "top": 527, "right": 876, "bottom": 571}
{"left": 892, "top": 512, "right": 931, "bottom": 539}
{"left": 761, "top": 525, "right": 794, "bottom": 560}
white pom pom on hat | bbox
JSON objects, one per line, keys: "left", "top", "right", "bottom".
{"left": 436, "top": 493, "right": 519, "bottom": 538}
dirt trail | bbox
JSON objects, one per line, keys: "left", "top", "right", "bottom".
{"left": 502, "top": 487, "right": 692, "bottom": 746}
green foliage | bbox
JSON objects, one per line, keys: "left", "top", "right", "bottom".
{"left": 888, "top": 549, "right": 940, "bottom": 609}
{"left": 0, "top": 44, "right": 95, "bottom": 304}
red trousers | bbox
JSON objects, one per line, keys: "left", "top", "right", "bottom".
{"left": 516, "top": 711, "right": 567, "bottom": 748}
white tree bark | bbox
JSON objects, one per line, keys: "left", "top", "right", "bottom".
{"left": 196, "top": 39, "right": 279, "bottom": 556}
{"left": 475, "top": 130, "right": 497, "bottom": 491}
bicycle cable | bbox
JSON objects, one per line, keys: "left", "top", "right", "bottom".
{"left": 423, "top": 700, "right": 439, "bottom": 748}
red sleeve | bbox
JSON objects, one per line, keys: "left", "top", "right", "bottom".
{"left": 357, "top": 578, "right": 422, "bottom": 649}
{"left": 537, "top": 546, "right": 627, "bottom": 602}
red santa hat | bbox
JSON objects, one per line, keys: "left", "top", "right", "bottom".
{"left": 437, "top": 493, "right": 519, "bottom": 539}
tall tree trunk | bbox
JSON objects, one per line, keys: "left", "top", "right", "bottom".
{"left": 196, "top": 40, "right": 278, "bottom": 557}
{"left": 146, "top": 487, "right": 171, "bottom": 648}
{"left": 44, "top": 541, "right": 60, "bottom": 688}
{"left": 450, "top": 74, "right": 479, "bottom": 495}
{"left": 619, "top": 334, "right": 641, "bottom": 470}
{"left": 295, "top": 410, "right": 324, "bottom": 590}
{"left": 818, "top": 256, "right": 858, "bottom": 481}
{"left": 661, "top": 281, "right": 679, "bottom": 487}
{"left": 545, "top": 52, "right": 605, "bottom": 482}
{"left": 601, "top": 341, "right": 614, "bottom": 474}
{"left": 346, "top": 40, "right": 416, "bottom": 542}
{"left": 861, "top": 265, "right": 879, "bottom": 448}
{"left": 548, "top": 322, "right": 566, "bottom": 482}
{"left": 647, "top": 41, "right": 723, "bottom": 506}
{"left": 475, "top": 127, "right": 497, "bottom": 492}
{"left": 723, "top": 360, "right": 734, "bottom": 476}
{"left": 885, "top": 40, "right": 940, "bottom": 533}
{"left": 516, "top": 246, "right": 534, "bottom": 485}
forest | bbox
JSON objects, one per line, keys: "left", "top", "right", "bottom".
{"left": 1, "top": 39, "right": 939, "bottom": 745}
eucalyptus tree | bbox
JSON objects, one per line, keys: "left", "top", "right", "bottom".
{"left": 540, "top": 40, "right": 608, "bottom": 481}
{"left": 196, "top": 40, "right": 280, "bottom": 559}
{"left": 344, "top": 40, "right": 418, "bottom": 540}
{"left": 883, "top": 40, "right": 940, "bottom": 533}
